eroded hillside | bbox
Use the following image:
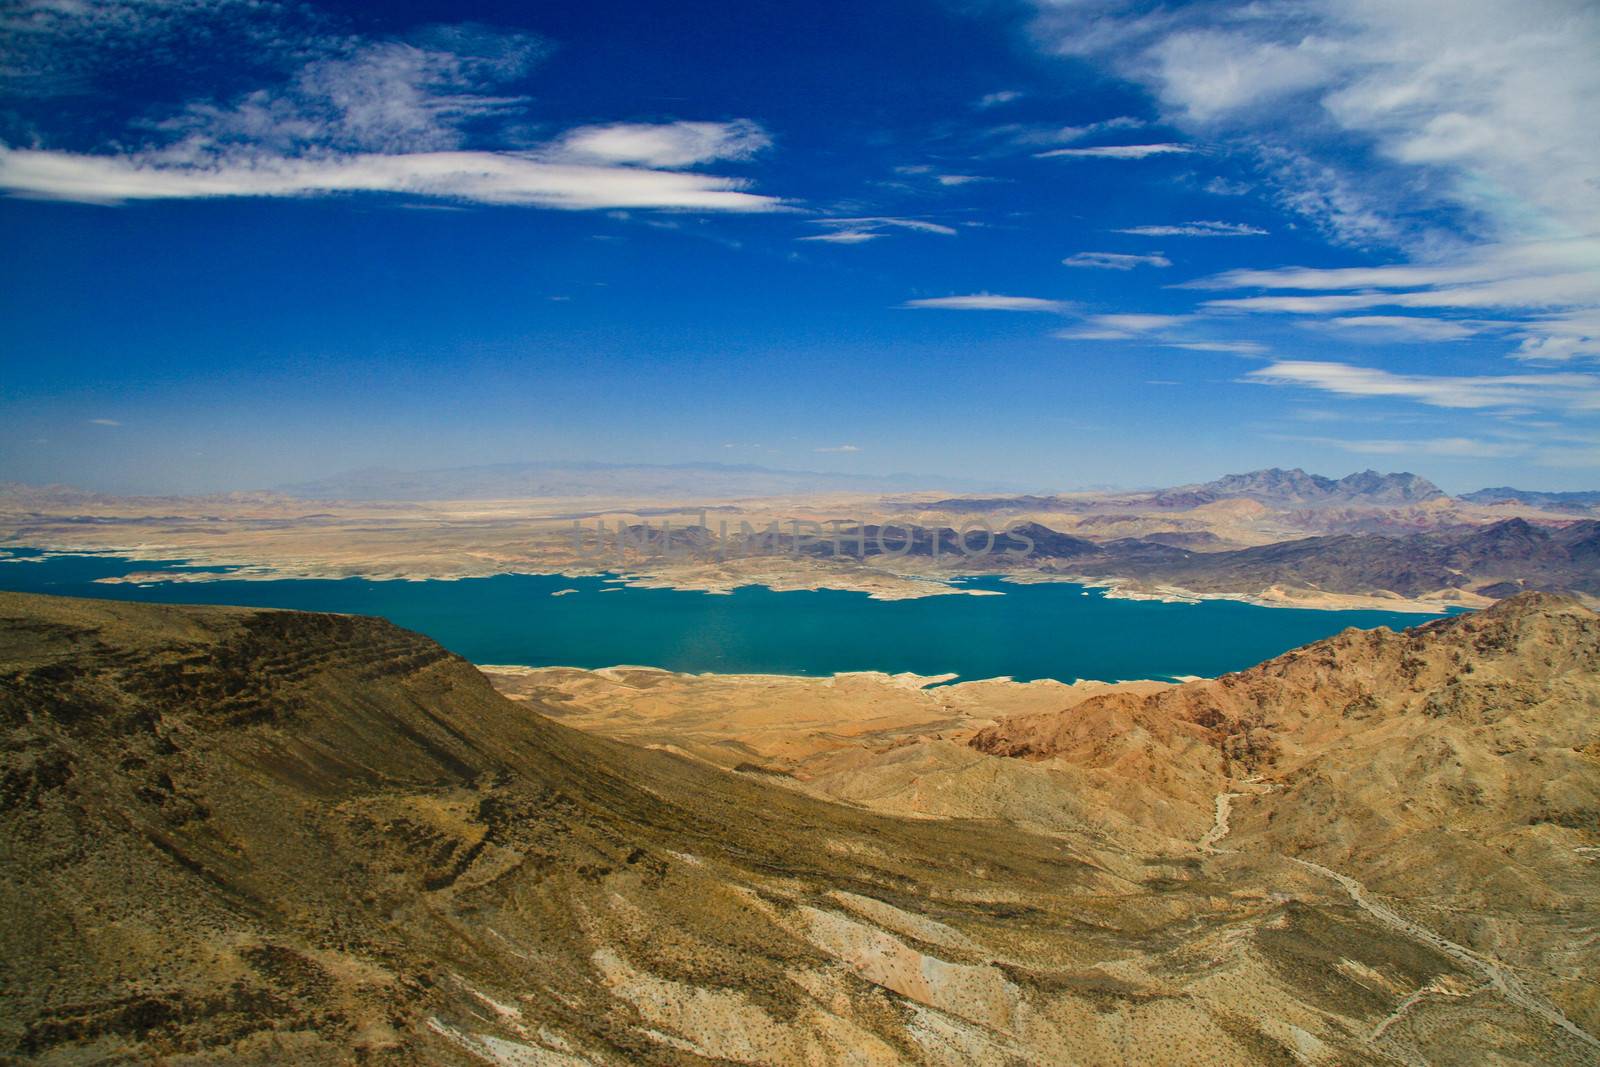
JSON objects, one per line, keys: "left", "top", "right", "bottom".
{"left": 2, "top": 592, "right": 1597, "bottom": 1064}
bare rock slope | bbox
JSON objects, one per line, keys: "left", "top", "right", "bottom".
{"left": 3, "top": 591, "right": 1597, "bottom": 1064}
{"left": 973, "top": 592, "right": 1600, "bottom": 1057}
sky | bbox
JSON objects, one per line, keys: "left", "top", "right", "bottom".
{"left": 1, "top": 0, "right": 1598, "bottom": 495}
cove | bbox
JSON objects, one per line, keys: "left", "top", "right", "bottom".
{"left": 0, "top": 549, "right": 1453, "bottom": 683}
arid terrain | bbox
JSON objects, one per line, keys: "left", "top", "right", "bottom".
{"left": 3, "top": 589, "right": 1598, "bottom": 1064}
{"left": 3, "top": 467, "right": 1597, "bottom": 612}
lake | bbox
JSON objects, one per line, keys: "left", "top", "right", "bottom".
{"left": 0, "top": 548, "right": 1451, "bottom": 683}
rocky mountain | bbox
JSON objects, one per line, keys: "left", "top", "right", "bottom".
{"left": 972, "top": 592, "right": 1600, "bottom": 1057}
{"left": 7, "top": 592, "right": 1598, "bottom": 1063}
{"left": 1462, "top": 487, "right": 1600, "bottom": 513}
{"left": 972, "top": 591, "right": 1598, "bottom": 770}
{"left": 1153, "top": 468, "right": 1446, "bottom": 508}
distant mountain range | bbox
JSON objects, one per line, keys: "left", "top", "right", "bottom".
{"left": 1153, "top": 467, "right": 1446, "bottom": 507}
{"left": 795, "top": 516, "right": 1600, "bottom": 602}
{"left": 280, "top": 462, "right": 1019, "bottom": 501}
{"left": 922, "top": 467, "right": 1455, "bottom": 514}
{"left": 1084, "top": 517, "right": 1600, "bottom": 600}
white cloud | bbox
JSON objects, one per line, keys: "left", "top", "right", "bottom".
{"left": 549, "top": 120, "right": 770, "bottom": 168}
{"left": 814, "top": 444, "right": 861, "bottom": 453}
{"left": 1055, "top": 313, "right": 1263, "bottom": 352}
{"left": 1193, "top": 241, "right": 1600, "bottom": 359}
{"left": 1316, "top": 316, "right": 1485, "bottom": 341}
{"left": 87, "top": 418, "right": 121, "bottom": 426}
{"left": 935, "top": 174, "right": 991, "bottom": 186}
{"left": 983, "top": 116, "right": 1147, "bottom": 152}
{"left": 1244, "top": 360, "right": 1600, "bottom": 412}
{"left": 1062, "top": 251, "right": 1171, "bottom": 270}
{"left": 818, "top": 216, "right": 958, "bottom": 236}
{"left": 798, "top": 230, "right": 883, "bottom": 244}
{"left": 1143, "top": 30, "right": 1334, "bottom": 122}
{"left": 1036, "top": 143, "right": 1192, "bottom": 159}
{"left": 1257, "top": 145, "right": 1397, "bottom": 247}
{"left": 1027, "top": 0, "right": 1600, "bottom": 376}
{"left": 1035, "top": 0, "right": 1600, "bottom": 245}
{"left": 1204, "top": 176, "right": 1251, "bottom": 195}
{"left": 1514, "top": 310, "right": 1600, "bottom": 362}
{"left": 1090, "top": 314, "right": 1188, "bottom": 333}
{"left": 0, "top": 16, "right": 780, "bottom": 213}
{"left": 1113, "top": 220, "right": 1267, "bottom": 237}
{"left": 155, "top": 31, "right": 549, "bottom": 156}
{"left": 1164, "top": 340, "right": 1267, "bottom": 355}
{"left": 1184, "top": 260, "right": 1502, "bottom": 292}
{"left": 0, "top": 146, "right": 786, "bottom": 210}
{"left": 1057, "top": 330, "right": 1139, "bottom": 341}
{"left": 903, "top": 294, "right": 1068, "bottom": 312}
{"left": 977, "top": 90, "right": 1024, "bottom": 108}
{"left": 801, "top": 216, "right": 958, "bottom": 245}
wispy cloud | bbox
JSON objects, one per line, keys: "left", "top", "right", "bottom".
{"left": 1026, "top": 0, "right": 1600, "bottom": 378}
{"left": 1165, "top": 340, "right": 1266, "bottom": 355}
{"left": 1062, "top": 251, "right": 1171, "bottom": 270}
{"left": 814, "top": 444, "right": 861, "bottom": 453}
{"left": 798, "top": 230, "right": 883, "bottom": 244}
{"left": 1036, "top": 143, "right": 1192, "bottom": 160}
{"left": 0, "top": 17, "right": 783, "bottom": 212}
{"left": 1031, "top": 0, "right": 1600, "bottom": 250}
{"left": 1189, "top": 242, "right": 1600, "bottom": 360}
{"left": 1113, "top": 220, "right": 1266, "bottom": 237}
{"left": 805, "top": 216, "right": 958, "bottom": 244}
{"left": 903, "top": 294, "right": 1068, "bottom": 312}
{"left": 1244, "top": 361, "right": 1600, "bottom": 413}
{"left": 550, "top": 120, "right": 770, "bottom": 167}
{"left": 976, "top": 90, "right": 1023, "bottom": 109}
{"left": 1087, "top": 314, "right": 1188, "bottom": 334}
{"left": 1315, "top": 316, "right": 1486, "bottom": 342}
{"left": 0, "top": 146, "right": 787, "bottom": 210}
{"left": 1, "top": 0, "right": 317, "bottom": 97}
{"left": 1055, "top": 313, "right": 1263, "bottom": 353}
{"left": 1203, "top": 176, "right": 1251, "bottom": 196}
{"left": 1256, "top": 145, "right": 1395, "bottom": 247}
{"left": 87, "top": 418, "right": 121, "bottom": 426}
{"left": 821, "top": 216, "right": 958, "bottom": 236}
{"left": 152, "top": 32, "right": 550, "bottom": 157}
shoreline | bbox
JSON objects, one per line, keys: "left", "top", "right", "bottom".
{"left": 3, "top": 541, "right": 1476, "bottom": 615}
{"left": 477, "top": 663, "right": 1190, "bottom": 689}
{"left": 999, "top": 571, "right": 1481, "bottom": 615}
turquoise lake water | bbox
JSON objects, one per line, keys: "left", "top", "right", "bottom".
{"left": 0, "top": 549, "right": 1452, "bottom": 683}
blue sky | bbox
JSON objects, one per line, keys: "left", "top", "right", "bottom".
{"left": 2, "top": 0, "right": 1597, "bottom": 494}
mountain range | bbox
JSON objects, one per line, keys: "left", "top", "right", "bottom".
{"left": 1078, "top": 517, "right": 1600, "bottom": 601}
{"left": 797, "top": 517, "right": 1600, "bottom": 603}
{"left": 1151, "top": 468, "right": 1447, "bottom": 507}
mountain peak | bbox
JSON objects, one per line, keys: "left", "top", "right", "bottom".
{"left": 1157, "top": 468, "right": 1446, "bottom": 507}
